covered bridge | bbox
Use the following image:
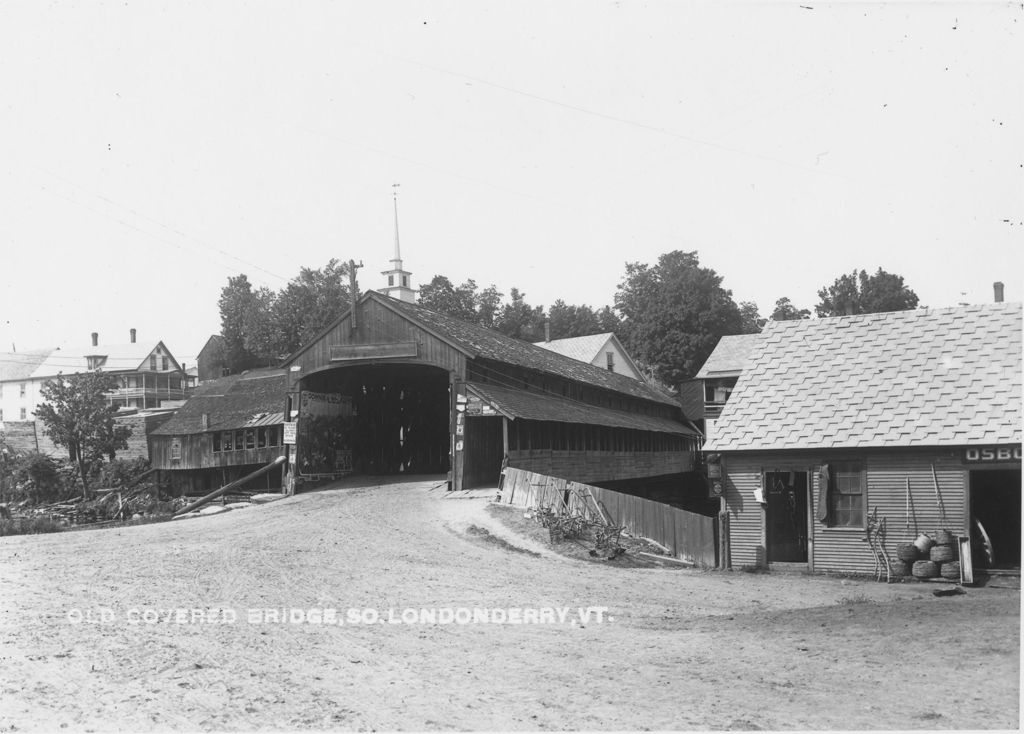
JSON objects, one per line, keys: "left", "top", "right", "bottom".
{"left": 281, "top": 292, "right": 700, "bottom": 491}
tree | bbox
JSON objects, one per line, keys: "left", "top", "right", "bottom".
{"left": 597, "top": 305, "right": 622, "bottom": 334}
{"left": 815, "top": 268, "right": 919, "bottom": 317}
{"left": 546, "top": 300, "right": 602, "bottom": 340}
{"left": 476, "top": 285, "right": 503, "bottom": 328}
{"left": 272, "top": 259, "right": 351, "bottom": 356}
{"left": 218, "top": 274, "right": 274, "bottom": 372}
{"left": 35, "top": 372, "right": 131, "bottom": 498}
{"left": 493, "top": 288, "right": 546, "bottom": 341}
{"left": 614, "top": 250, "right": 745, "bottom": 385}
{"left": 770, "top": 297, "right": 811, "bottom": 321}
{"left": 738, "top": 301, "right": 765, "bottom": 334}
{"left": 418, "top": 275, "right": 479, "bottom": 322}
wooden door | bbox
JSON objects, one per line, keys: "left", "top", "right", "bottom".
{"left": 765, "top": 471, "right": 808, "bottom": 563}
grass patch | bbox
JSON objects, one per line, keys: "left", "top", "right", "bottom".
{"left": 464, "top": 524, "right": 541, "bottom": 556}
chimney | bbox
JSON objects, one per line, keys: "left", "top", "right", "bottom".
{"left": 201, "top": 413, "right": 209, "bottom": 430}
{"left": 994, "top": 282, "right": 1005, "bottom": 303}
{"left": 130, "top": 328, "right": 137, "bottom": 343}
{"left": 91, "top": 332, "right": 98, "bottom": 347}
{"left": 544, "top": 318, "right": 551, "bottom": 342}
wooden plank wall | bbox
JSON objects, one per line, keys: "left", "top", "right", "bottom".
{"left": 289, "top": 298, "right": 466, "bottom": 377}
{"left": 500, "top": 467, "right": 716, "bottom": 567}
{"left": 722, "top": 450, "right": 970, "bottom": 573}
{"left": 507, "top": 449, "right": 690, "bottom": 485}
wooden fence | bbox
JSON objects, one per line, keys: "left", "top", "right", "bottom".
{"left": 499, "top": 467, "right": 717, "bottom": 567}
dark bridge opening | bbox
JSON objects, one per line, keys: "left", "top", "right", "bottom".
{"left": 301, "top": 364, "right": 450, "bottom": 476}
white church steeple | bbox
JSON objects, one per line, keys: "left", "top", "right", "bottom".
{"left": 379, "top": 183, "right": 417, "bottom": 303}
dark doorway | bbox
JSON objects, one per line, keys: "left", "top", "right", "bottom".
{"left": 765, "top": 471, "right": 808, "bottom": 563}
{"left": 970, "top": 469, "right": 1022, "bottom": 569}
{"left": 462, "top": 416, "right": 504, "bottom": 489}
{"left": 302, "top": 364, "right": 450, "bottom": 476}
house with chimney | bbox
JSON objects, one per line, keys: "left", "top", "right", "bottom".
{"left": 704, "top": 293, "right": 1021, "bottom": 576}
{"left": 0, "top": 329, "right": 186, "bottom": 457}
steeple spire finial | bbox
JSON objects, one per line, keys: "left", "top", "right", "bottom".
{"left": 379, "top": 183, "right": 417, "bottom": 302}
{"left": 392, "top": 182, "right": 402, "bottom": 266}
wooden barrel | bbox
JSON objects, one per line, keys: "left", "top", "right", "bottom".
{"left": 934, "top": 529, "right": 955, "bottom": 546}
{"left": 896, "top": 543, "right": 919, "bottom": 562}
{"left": 912, "top": 560, "right": 939, "bottom": 578}
{"left": 889, "top": 560, "right": 911, "bottom": 577}
{"left": 913, "top": 534, "right": 936, "bottom": 554}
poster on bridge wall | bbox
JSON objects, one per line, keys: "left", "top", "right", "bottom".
{"left": 297, "top": 391, "right": 354, "bottom": 476}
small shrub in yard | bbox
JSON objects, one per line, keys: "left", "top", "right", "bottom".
{"left": 0, "top": 516, "right": 64, "bottom": 536}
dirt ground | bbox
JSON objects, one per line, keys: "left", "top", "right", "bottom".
{"left": 0, "top": 477, "right": 1018, "bottom": 731}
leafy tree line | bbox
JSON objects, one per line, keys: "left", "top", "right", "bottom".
{"left": 217, "top": 255, "right": 919, "bottom": 386}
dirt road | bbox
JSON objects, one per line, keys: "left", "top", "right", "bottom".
{"left": 1, "top": 477, "right": 1018, "bottom": 730}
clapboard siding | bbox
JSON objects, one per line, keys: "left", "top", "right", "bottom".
{"left": 721, "top": 455, "right": 768, "bottom": 568}
{"left": 721, "top": 449, "right": 973, "bottom": 574}
{"left": 291, "top": 299, "right": 466, "bottom": 377}
{"left": 509, "top": 449, "right": 689, "bottom": 485}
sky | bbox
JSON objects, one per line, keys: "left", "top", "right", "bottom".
{"left": 1, "top": 1, "right": 1021, "bottom": 368}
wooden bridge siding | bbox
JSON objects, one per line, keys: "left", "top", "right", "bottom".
{"left": 151, "top": 433, "right": 286, "bottom": 471}
{"left": 288, "top": 300, "right": 467, "bottom": 377}
{"left": 501, "top": 467, "right": 716, "bottom": 567}
{"left": 507, "top": 449, "right": 690, "bottom": 485}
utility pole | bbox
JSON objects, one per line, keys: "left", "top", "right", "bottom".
{"left": 349, "top": 259, "right": 363, "bottom": 333}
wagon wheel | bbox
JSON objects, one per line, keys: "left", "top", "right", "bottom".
{"left": 973, "top": 518, "right": 995, "bottom": 568}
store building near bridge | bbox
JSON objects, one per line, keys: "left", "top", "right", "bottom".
{"left": 703, "top": 299, "right": 1021, "bottom": 575}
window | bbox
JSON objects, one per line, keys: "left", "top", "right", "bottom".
{"left": 235, "top": 430, "right": 244, "bottom": 450}
{"left": 245, "top": 430, "right": 255, "bottom": 449}
{"left": 162, "top": 356, "right": 169, "bottom": 371}
{"left": 258, "top": 428, "right": 267, "bottom": 448}
{"left": 222, "top": 432, "right": 233, "bottom": 451}
{"left": 402, "top": 275, "right": 408, "bottom": 287}
{"left": 20, "top": 408, "right": 27, "bottom": 420}
{"left": 19, "top": 383, "right": 26, "bottom": 397}
{"left": 828, "top": 461, "right": 865, "bottom": 527}
{"left": 213, "top": 433, "right": 222, "bottom": 452}
{"left": 150, "top": 355, "right": 157, "bottom": 370}
{"left": 388, "top": 275, "right": 394, "bottom": 286}
{"left": 606, "top": 351, "right": 615, "bottom": 371}
{"left": 0, "top": 408, "right": 3, "bottom": 421}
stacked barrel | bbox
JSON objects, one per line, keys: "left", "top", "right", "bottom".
{"left": 892, "top": 530, "right": 960, "bottom": 581}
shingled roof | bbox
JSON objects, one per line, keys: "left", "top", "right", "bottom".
{"left": 0, "top": 350, "right": 52, "bottom": 382}
{"left": 373, "top": 294, "right": 677, "bottom": 407}
{"left": 704, "top": 302, "right": 1022, "bottom": 452}
{"left": 466, "top": 382, "right": 696, "bottom": 435}
{"left": 694, "top": 333, "right": 761, "bottom": 379}
{"left": 151, "top": 369, "right": 286, "bottom": 436}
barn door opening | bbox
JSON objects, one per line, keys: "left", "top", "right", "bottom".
{"left": 970, "top": 468, "right": 1021, "bottom": 570}
{"left": 461, "top": 416, "right": 504, "bottom": 489}
{"left": 765, "top": 471, "right": 808, "bottom": 563}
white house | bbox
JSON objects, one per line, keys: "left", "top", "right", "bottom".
{"left": 533, "top": 332, "right": 646, "bottom": 382}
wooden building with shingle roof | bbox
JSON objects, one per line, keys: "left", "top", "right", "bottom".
{"left": 703, "top": 301, "right": 1022, "bottom": 575}
{"left": 281, "top": 291, "right": 699, "bottom": 490}
{"left": 149, "top": 369, "right": 287, "bottom": 494}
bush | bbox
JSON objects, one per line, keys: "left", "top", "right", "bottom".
{"left": 96, "top": 457, "right": 151, "bottom": 488}
{"left": 0, "top": 516, "right": 64, "bottom": 536}
{"left": 9, "top": 453, "right": 67, "bottom": 505}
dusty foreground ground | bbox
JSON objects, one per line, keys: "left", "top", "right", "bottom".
{"left": 1, "top": 478, "right": 1019, "bottom": 731}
